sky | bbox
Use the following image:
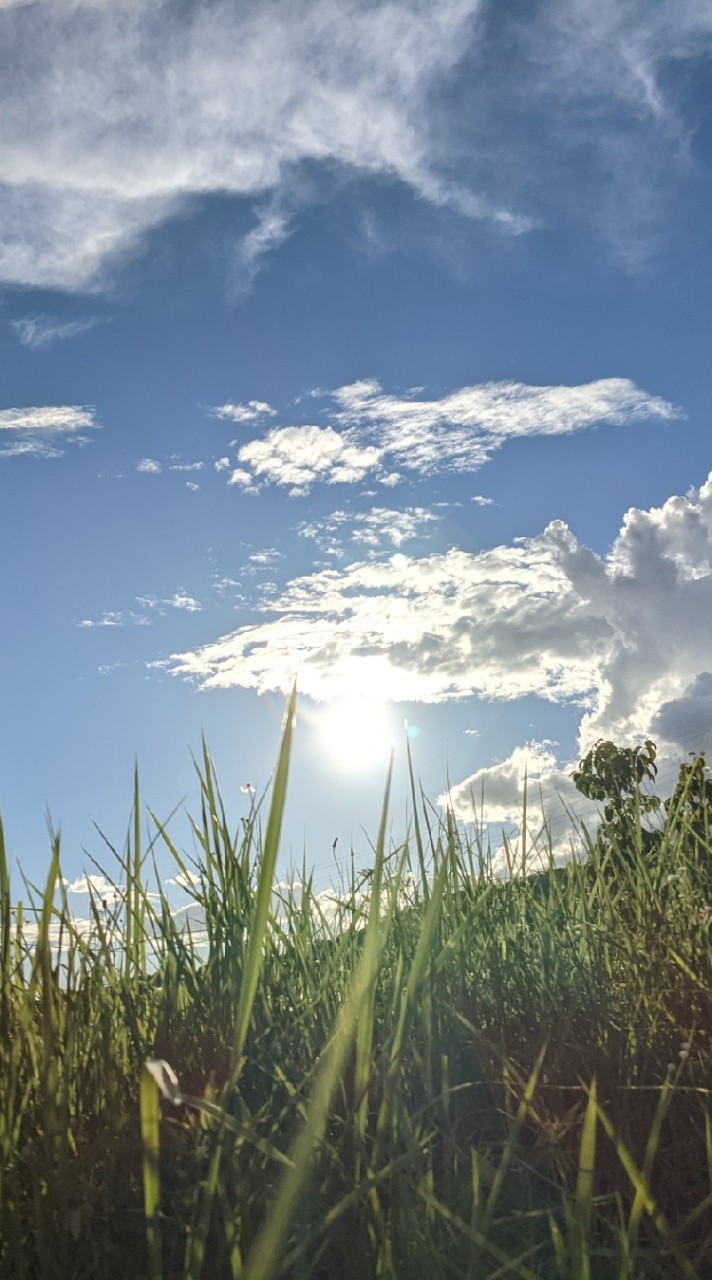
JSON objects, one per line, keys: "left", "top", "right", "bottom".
{"left": 3, "top": 0, "right": 712, "bottom": 905}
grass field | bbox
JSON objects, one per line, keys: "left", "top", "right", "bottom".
{"left": 2, "top": 690, "right": 712, "bottom": 1279}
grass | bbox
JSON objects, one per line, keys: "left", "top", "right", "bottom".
{"left": 2, "top": 695, "right": 712, "bottom": 1278}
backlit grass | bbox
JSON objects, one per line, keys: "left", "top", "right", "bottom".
{"left": 2, "top": 692, "right": 712, "bottom": 1278}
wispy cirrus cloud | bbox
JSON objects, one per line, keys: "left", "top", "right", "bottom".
{"left": 0, "top": 403, "right": 98, "bottom": 458}
{"left": 217, "top": 377, "right": 677, "bottom": 494}
{"left": 0, "top": 1, "right": 709, "bottom": 290}
{"left": 0, "top": 0, "right": 497, "bottom": 291}
{"left": 11, "top": 314, "right": 97, "bottom": 348}
{"left": 331, "top": 376, "right": 678, "bottom": 475}
{"left": 231, "top": 200, "right": 293, "bottom": 295}
{"left": 78, "top": 589, "right": 202, "bottom": 628}
{"left": 0, "top": 405, "right": 96, "bottom": 432}
{"left": 77, "top": 609, "right": 151, "bottom": 629}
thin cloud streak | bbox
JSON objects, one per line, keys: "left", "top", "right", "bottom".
{"left": 11, "top": 315, "right": 97, "bottom": 348}
{"left": 0, "top": 403, "right": 98, "bottom": 459}
{"left": 0, "top": 405, "right": 96, "bottom": 432}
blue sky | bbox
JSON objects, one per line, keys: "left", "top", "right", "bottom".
{"left": 3, "top": 0, "right": 712, "bottom": 900}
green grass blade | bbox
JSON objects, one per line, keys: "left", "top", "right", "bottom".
{"left": 231, "top": 684, "right": 297, "bottom": 1082}
{"left": 140, "top": 1065, "right": 163, "bottom": 1280}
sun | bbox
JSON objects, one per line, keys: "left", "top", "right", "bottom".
{"left": 318, "top": 698, "right": 395, "bottom": 771}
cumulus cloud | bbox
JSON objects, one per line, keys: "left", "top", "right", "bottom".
{"left": 228, "top": 468, "right": 260, "bottom": 495}
{"left": 0, "top": 1, "right": 708, "bottom": 289}
{"left": 167, "top": 536, "right": 599, "bottom": 703}
{"left": 652, "top": 673, "right": 712, "bottom": 752}
{"left": 235, "top": 424, "right": 382, "bottom": 495}
{"left": 65, "top": 873, "right": 124, "bottom": 904}
{"left": 11, "top": 315, "right": 97, "bottom": 348}
{"left": 439, "top": 740, "right": 603, "bottom": 852}
{"left": 168, "top": 473, "right": 712, "bottom": 765}
{"left": 136, "top": 457, "right": 161, "bottom": 473}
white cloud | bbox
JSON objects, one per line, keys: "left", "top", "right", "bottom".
{"left": 0, "top": 438, "right": 63, "bottom": 459}
{"left": 440, "top": 741, "right": 580, "bottom": 823}
{"left": 299, "top": 506, "right": 439, "bottom": 555}
{"left": 0, "top": 2, "right": 709, "bottom": 288}
{"left": 167, "top": 592, "right": 201, "bottom": 612}
{"left": 136, "top": 457, "right": 161, "bottom": 473}
{"left": 135, "top": 591, "right": 202, "bottom": 614}
{"left": 0, "top": 405, "right": 96, "bottom": 432}
{"left": 0, "top": 0, "right": 507, "bottom": 291}
{"left": 332, "top": 376, "right": 678, "bottom": 476}
{"left": 167, "top": 870, "right": 201, "bottom": 890}
{"left": 472, "top": 494, "right": 495, "bottom": 506}
{"left": 220, "top": 377, "right": 676, "bottom": 493}
{"left": 77, "top": 609, "right": 150, "bottom": 628}
{"left": 11, "top": 315, "right": 96, "bottom": 347}
{"left": 210, "top": 401, "right": 277, "bottom": 424}
{"left": 246, "top": 548, "right": 284, "bottom": 569}
{"left": 228, "top": 467, "right": 259, "bottom": 494}
{"left": 0, "top": 403, "right": 97, "bottom": 459}
{"left": 65, "top": 873, "right": 124, "bottom": 903}
{"left": 349, "top": 507, "right": 438, "bottom": 548}
{"left": 231, "top": 200, "right": 293, "bottom": 294}
{"left": 167, "top": 535, "right": 599, "bottom": 703}
{"left": 168, "top": 473, "right": 712, "bottom": 771}
{"left": 169, "top": 461, "right": 204, "bottom": 472}
{"left": 236, "top": 424, "right": 382, "bottom": 495}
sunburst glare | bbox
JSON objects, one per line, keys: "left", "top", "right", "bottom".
{"left": 317, "top": 698, "right": 396, "bottom": 771}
